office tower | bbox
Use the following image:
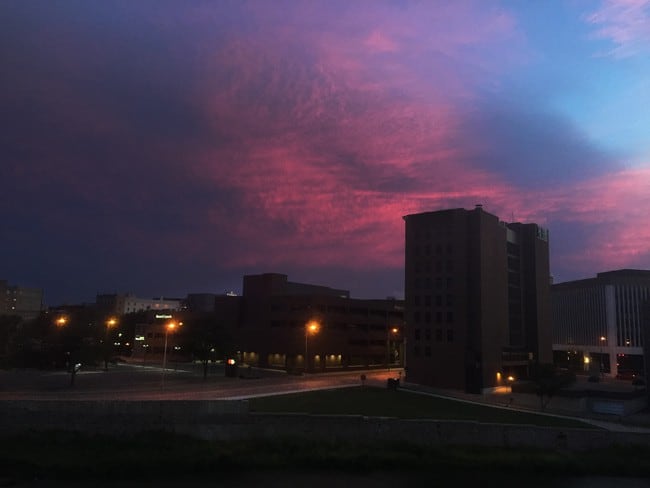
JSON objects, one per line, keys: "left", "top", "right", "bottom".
{"left": 403, "top": 206, "right": 551, "bottom": 393}
{"left": 552, "top": 269, "right": 650, "bottom": 379}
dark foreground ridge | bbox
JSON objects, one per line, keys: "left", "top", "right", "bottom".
{"left": 3, "top": 430, "right": 650, "bottom": 483}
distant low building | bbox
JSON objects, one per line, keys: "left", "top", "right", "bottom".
{"left": 0, "top": 280, "right": 43, "bottom": 320}
{"left": 235, "top": 273, "right": 404, "bottom": 372}
{"left": 552, "top": 269, "right": 650, "bottom": 379}
{"left": 96, "top": 293, "right": 181, "bottom": 316}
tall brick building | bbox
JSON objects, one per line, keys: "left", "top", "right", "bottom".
{"left": 403, "top": 206, "right": 551, "bottom": 393}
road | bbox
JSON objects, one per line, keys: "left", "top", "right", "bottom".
{"left": 0, "top": 362, "right": 402, "bottom": 401}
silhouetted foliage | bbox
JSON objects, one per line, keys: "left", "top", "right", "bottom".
{"left": 529, "top": 362, "right": 576, "bottom": 411}
{"left": 180, "top": 314, "right": 234, "bottom": 379}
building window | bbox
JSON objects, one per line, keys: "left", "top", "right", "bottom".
{"left": 446, "top": 277, "right": 453, "bottom": 289}
{"left": 414, "top": 345, "right": 421, "bottom": 357}
{"left": 436, "top": 261, "right": 443, "bottom": 272}
{"left": 446, "top": 294, "right": 453, "bottom": 306}
{"left": 447, "top": 329, "right": 454, "bottom": 342}
{"left": 436, "top": 295, "right": 442, "bottom": 306}
{"left": 436, "top": 244, "right": 442, "bottom": 255}
{"left": 414, "top": 329, "right": 421, "bottom": 340}
{"left": 424, "top": 346, "right": 431, "bottom": 357}
{"left": 436, "top": 311, "right": 442, "bottom": 323}
{"left": 436, "top": 329, "right": 442, "bottom": 341}
{"left": 425, "top": 328, "right": 431, "bottom": 341}
{"left": 425, "top": 311, "right": 431, "bottom": 323}
{"left": 414, "top": 311, "right": 421, "bottom": 323}
{"left": 414, "top": 295, "right": 420, "bottom": 306}
{"left": 446, "top": 311, "right": 454, "bottom": 323}
{"left": 446, "top": 260, "right": 453, "bottom": 272}
{"left": 424, "top": 295, "right": 431, "bottom": 306}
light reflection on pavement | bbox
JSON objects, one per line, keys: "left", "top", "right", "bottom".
{"left": 0, "top": 363, "right": 401, "bottom": 401}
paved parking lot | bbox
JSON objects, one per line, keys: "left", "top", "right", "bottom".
{"left": 0, "top": 362, "right": 399, "bottom": 400}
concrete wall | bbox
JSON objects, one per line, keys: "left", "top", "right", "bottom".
{"left": 3, "top": 400, "right": 650, "bottom": 451}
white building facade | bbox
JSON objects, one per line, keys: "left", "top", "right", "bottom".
{"left": 552, "top": 269, "right": 650, "bottom": 378}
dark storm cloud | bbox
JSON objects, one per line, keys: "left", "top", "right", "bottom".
{"left": 451, "top": 98, "right": 621, "bottom": 188}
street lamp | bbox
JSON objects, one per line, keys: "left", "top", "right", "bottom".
{"left": 53, "top": 315, "right": 79, "bottom": 386}
{"left": 305, "top": 320, "right": 320, "bottom": 373}
{"left": 600, "top": 336, "right": 607, "bottom": 378}
{"left": 386, "top": 326, "right": 399, "bottom": 370}
{"left": 161, "top": 321, "right": 177, "bottom": 388}
{"left": 104, "top": 317, "right": 117, "bottom": 371}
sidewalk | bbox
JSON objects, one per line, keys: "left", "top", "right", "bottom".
{"left": 398, "top": 380, "right": 650, "bottom": 433}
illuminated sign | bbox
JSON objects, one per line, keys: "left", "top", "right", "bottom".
{"left": 155, "top": 314, "right": 173, "bottom": 319}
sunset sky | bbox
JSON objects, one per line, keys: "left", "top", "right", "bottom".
{"left": 2, "top": 0, "right": 649, "bottom": 306}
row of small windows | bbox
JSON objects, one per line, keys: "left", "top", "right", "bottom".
{"left": 270, "top": 321, "right": 397, "bottom": 332}
{"left": 413, "top": 334, "right": 455, "bottom": 356}
{"left": 413, "top": 244, "right": 454, "bottom": 256}
{"left": 270, "top": 303, "right": 400, "bottom": 318}
{"left": 413, "top": 311, "right": 454, "bottom": 324}
{"left": 414, "top": 261, "right": 454, "bottom": 273}
{"left": 413, "top": 277, "right": 453, "bottom": 290}
{"left": 414, "top": 328, "right": 454, "bottom": 342}
{"left": 414, "top": 295, "right": 454, "bottom": 307}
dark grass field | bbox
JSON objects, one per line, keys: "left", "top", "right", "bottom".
{"left": 249, "top": 386, "right": 596, "bottom": 429}
{"left": 4, "top": 386, "right": 650, "bottom": 484}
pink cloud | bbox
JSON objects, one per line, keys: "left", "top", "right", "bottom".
{"left": 586, "top": 0, "right": 650, "bottom": 57}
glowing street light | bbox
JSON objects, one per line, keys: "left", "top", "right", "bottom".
{"left": 161, "top": 321, "right": 178, "bottom": 388}
{"left": 386, "top": 326, "right": 399, "bottom": 370}
{"left": 600, "top": 336, "right": 607, "bottom": 378}
{"left": 104, "top": 317, "right": 118, "bottom": 371}
{"left": 53, "top": 315, "right": 79, "bottom": 386}
{"left": 305, "top": 320, "right": 320, "bottom": 373}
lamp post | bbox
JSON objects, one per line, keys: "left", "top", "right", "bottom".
{"left": 386, "top": 327, "right": 399, "bottom": 370}
{"left": 54, "top": 315, "right": 78, "bottom": 386}
{"left": 161, "top": 321, "right": 177, "bottom": 388}
{"left": 600, "top": 336, "right": 607, "bottom": 379}
{"left": 104, "top": 317, "right": 117, "bottom": 371}
{"left": 305, "top": 320, "right": 319, "bottom": 373}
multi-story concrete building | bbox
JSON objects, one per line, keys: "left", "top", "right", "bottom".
{"left": 96, "top": 293, "right": 181, "bottom": 316}
{"left": 236, "top": 273, "right": 404, "bottom": 372}
{"left": 403, "top": 206, "right": 552, "bottom": 393}
{"left": 0, "top": 280, "right": 43, "bottom": 320}
{"left": 552, "top": 269, "right": 650, "bottom": 379}
{"left": 128, "top": 274, "right": 404, "bottom": 373}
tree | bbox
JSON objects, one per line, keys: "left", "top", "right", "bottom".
{"left": 0, "top": 314, "right": 22, "bottom": 368}
{"left": 181, "top": 315, "right": 233, "bottom": 380}
{"left": 529, "top": 362, "right": 576, "bottom": 411}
